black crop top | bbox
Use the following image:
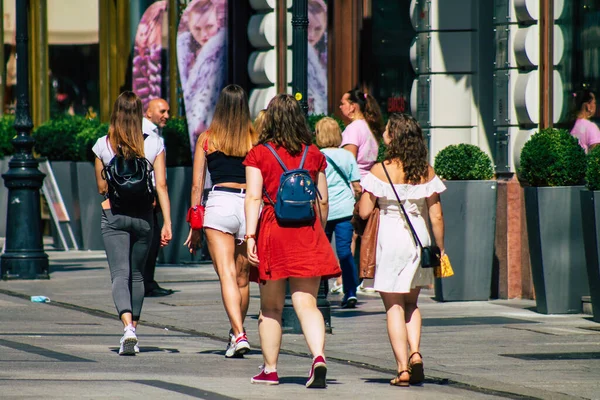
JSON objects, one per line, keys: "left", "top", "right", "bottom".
{"left": 207, "top": 151, "right": 246, "bottom": 185}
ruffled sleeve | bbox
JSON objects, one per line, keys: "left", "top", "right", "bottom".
{"left": 360, "top": 173, "right": 447, "bottom": 200}
{"left": 360, "top": 172, "right": 390, "bottom": 197}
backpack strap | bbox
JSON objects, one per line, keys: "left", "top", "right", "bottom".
{"left": 264, "top": 143, "right": 288, "bottom": 171}
{"left": 323, "top": 153, "right": 351, "bottom": 188}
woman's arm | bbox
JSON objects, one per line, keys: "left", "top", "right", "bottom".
{"left": 358, "top": 191, "right": 377, "bottom": 219}
{"left": 190, "top": 135, "right": 208, "bottom": 206}
{"left": 94, "top": 158, "right": 108, "bottom": 195}
{"left": 153, "top": 152, "right": 172, "bottom": 246}
{"left": 184, "top": 135, "right": 208, "bottom": 252}
{"left": 426, "top": 193, "right": 445, "bottom": 253}
{"left": 245, "top": 166, "right": 263, "bottom": 266}
{"left": 316, "top": 171, "right": 329, "bottom": 227}
{"left": 351, "top": 181, "right": 362, "bottom": 198}
{"left": 342, "top": 144, "right": 358, "bottom": 159}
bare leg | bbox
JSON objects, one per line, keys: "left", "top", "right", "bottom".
{"left": 380, "top": 292, "right": 409, "bottom": 374}
{"left": 205, "top": 228, "right": 245, "bottom": 336}
{"left": 120, "top": 312, "right": 133, "bottom": 328}
{"left": 405, "top": 288, "right": 422, "bottom": 362}
{"left": 258, "top": 279, "right": 286, "bottom": 371}
{"left": 235, "top": 242, "right": 250, "bottom": 323}
{"left": 289, "top": 277, "right": 325, "bottom": 358}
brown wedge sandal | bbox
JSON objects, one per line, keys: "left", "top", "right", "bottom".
{"left": 408, "top": 352, "right": 424, "bottom": 385}
{"left": 390, "top": 370, "right": 410, "bottom": 387}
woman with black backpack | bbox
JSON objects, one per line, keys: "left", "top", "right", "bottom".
{"left": 92, "top": 91, "right": 172, "bottom": 355}
{"left": 244, "top": 94, "right": 340, "bottom": 388}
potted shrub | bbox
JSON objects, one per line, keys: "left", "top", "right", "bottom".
{"left": 519, "top": 128, "right": 589, "bottom": 314}
{"left": 580, "top": 145, "right": 600, "bottom": 322}
{"left": 433, "top": 144, "right": 497, "bottom": 301}
{"left": 0, "top": 115, "right": 16, "bottom": 237}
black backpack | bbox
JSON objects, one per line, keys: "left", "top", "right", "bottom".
{"left": 102, "top": 136, "right": 155, "bottom": 212}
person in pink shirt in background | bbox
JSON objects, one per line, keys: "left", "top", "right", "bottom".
{"left": 333, "top": 89, "right": 385, "bottom": 295}
{"left": 570, "top": 88, "right": 600, "bottom": 153}
{"left": 339, "top": 89, "right": 384, "bottom": 177}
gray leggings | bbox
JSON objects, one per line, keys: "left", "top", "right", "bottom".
{"left": 101, "top": 208, "right": 153, "bottom": 321}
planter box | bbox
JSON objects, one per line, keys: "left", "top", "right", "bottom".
{"left": 525, "top": 186, "right": 589, "bottom": 314}
{"left": 158, "top": 166, "right": 205, "bottom": 264}
{"left": 579, "top": 191, "right": 600, "bottom": 322}
{"left": 0, "top": 157, "right": 10, "bottom": 237}
{"left": 74, "top": 162, "right": 104, "bottom": 250}
{"left": 50, "top": 161, "right": 80, "bottom": 249}
{"left": 434, "top": 180, "right": 497, "bottom": 301}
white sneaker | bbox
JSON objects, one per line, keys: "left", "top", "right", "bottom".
{"left": 134, "top": 344, "right": 140, "bottom": 353}
{"left": 330, "top": 281, "right": 344, "bottom": 295}
{"left": 225, "top": 332, "right": 250, "bottom": 358}
{"left": 119, "top": 327, "right": 138, "bottom": 356}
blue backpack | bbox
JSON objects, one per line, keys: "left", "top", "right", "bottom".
{"left": 263, "top": 143, "right": 319, "bottom": 225}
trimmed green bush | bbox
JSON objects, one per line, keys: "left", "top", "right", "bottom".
{"left": 434, "top": 144, "right": 494, "bottom": 180}
{"left": 586, "top": 145, "right": 600, "bottom": 191}
{"left": 33, "top": 116, "right": 97, "bottom": 161}
{"left": 77, "top": 122, "right": 108, "bottom": 162}
{"left": 162, "top": 118, "right": 192, "bottom": 167}
{"left": 519, "top": 128, "right": 586, "bottom": 187}
{"left": 0, "top": 115, "right": 16, "bottom": 157}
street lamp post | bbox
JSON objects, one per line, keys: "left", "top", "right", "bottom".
{"left": 281, "top": 0, "right": 332, "bottom": 334}
{"left": 0, "top": 0, "right": 49, "bottom": 280}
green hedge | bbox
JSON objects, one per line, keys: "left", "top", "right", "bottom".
{"left": 33, "top": 116, "right": 98, "bottom": 161}
{"left": 162, "top": 118, "right": 192, "bottom": 167}
{"left": 434, "top": 144, "right": 494, "bottom": 180}
{"left": 0, "top": 115, "right": 16, "bottom": 157}
{"left": 77, "top": 122, "right": 109, "bottom": 162}
{"left": 519, "top": 128, "right": 586, "bottom": 187}
{"left": 586, "top": 145, "right": 600, "bottom": 191}
{"left": 307, "top": 114, "right": 346, "bottom": 134}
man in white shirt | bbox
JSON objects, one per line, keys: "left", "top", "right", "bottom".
{"left": 143, "top": 98, "right": 173, "bottom": 297}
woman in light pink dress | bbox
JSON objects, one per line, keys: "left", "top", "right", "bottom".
{"left": 570, "top": 88, "right": 600, "bottom": 153}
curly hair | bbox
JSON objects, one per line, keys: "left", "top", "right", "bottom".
{"left": 385, "top": 113, "right": 428, "bottom": 184}
{"left": 257, "top": 94, "right": 312, "bottom": 155}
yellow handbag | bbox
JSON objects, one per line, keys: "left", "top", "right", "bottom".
{"left": 434, "top": 254, "right": 454, "bottom": 278}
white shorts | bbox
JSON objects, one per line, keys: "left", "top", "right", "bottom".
{"left": 203, "top": 189, "right": 246, "bottom": 242}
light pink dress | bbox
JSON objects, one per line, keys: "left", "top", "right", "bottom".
{"left": 570, "top": 118, "right": 600, "bottom": 153}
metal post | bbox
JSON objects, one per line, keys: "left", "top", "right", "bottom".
{"left": 282, "top": 0, "right": 332, "bottom": 334}
{"left": 276, "top": 0, "right": 288, "bottom": 94}
{"left": 291, "top": 0, "right": 308, "bottom": 116}
{"left": 540, "top": 0, "right": 553, "bottom": 129}
{"left": 0, "top": 0, "right": 49, "bottom": 280}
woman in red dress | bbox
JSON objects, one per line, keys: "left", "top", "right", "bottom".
{"left": 244, "top": 94, "right": 340, "bottom": 388}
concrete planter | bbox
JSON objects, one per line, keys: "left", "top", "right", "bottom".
{"left": 50, "top": 161, "right": 79, "bottom": 249}
{"left": 158, "top": 166, "right": 206, "bottom": 264}
{"left": 524, "top": 186, "right": 589, "bottom": 314}
{"left": 434, "top": 180, "right": 497, "bottom": 301}
{"left": 579, "top": 190, "right": 600, "bottom": 322}
{"left": 0, "top": 156, "right": 10, "bottom": 237}
{"left": 50, "top": 161, "right": 104, "bottom": 250}
{"left": 74, "top": 162, "right": 104, "bottom": 250}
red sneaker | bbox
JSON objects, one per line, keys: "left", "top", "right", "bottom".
{"left": 251, "top": 368, "right": 279, "bottom": 385}
{"left": 306, "top": 355, "right": 327, "bottom": 388}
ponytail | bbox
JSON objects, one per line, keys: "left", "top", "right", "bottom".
{"left": 569, "top": 88, "right": 595, "bottom": 130}
{"left": 346, "top": 89, "right": 384, "bottom": 142}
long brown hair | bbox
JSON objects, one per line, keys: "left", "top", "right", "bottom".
{"left": 108, "top": 91, "right": 145, "bottom": 159}
{"left": 346, "top": 89, "right": 384, "bottom": 142}
{"left": 257, "top": 94, "right": 312, "bottom": 155}
{"left": 385, "top": 113, "right": 428, "bottom": 185}
{"left": 205, "top": 84, "right": 256, "bottom": 157}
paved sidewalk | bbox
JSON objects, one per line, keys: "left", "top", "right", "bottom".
{"left": 0, "top": 249, "right": 599, "bottom": 399}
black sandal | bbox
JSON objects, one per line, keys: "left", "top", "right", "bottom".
{"left": 408, "top": 352, "right": 424, "bottom": 385}
{"left": 390, "top": 370, "right": 410, "bottom": 387}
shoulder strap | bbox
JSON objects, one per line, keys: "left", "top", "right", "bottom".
{"left": 381, "top": 162, "right": 423, "bottom": 249}
{"left": 323, "top": 153, "right": 351, "bottom": 188}
{"left": 264, "top": 143, "right": 310, "bottom": 171}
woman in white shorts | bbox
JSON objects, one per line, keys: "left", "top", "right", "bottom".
{"left": 185, "top": 84, "right": 257, "bottom": 358}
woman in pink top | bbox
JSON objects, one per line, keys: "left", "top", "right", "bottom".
{"left": 570, "top": 88, "right": 600, "bottom": 153}
{"left": 339, "top": 89, "right": 384, "bottom": 177}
